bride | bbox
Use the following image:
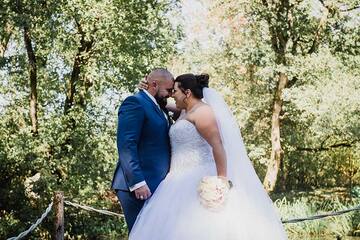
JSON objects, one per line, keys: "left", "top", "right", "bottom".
{"left": 129, "top": 73, "right": 287, "bottom": 239}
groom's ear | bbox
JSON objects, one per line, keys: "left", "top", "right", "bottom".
{"left": 148, "top": 80, "right": 156, "bottom": 88}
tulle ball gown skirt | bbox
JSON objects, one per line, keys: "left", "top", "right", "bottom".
{"left": 129, "top": 162, "right": 287, "bottom": 240}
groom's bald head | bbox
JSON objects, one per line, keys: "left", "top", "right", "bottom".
{"left": 146, "top": 68, "right": 174, "bottom": 100}
{"left": 147, "top": 68, "right": 174, "bottom": 84}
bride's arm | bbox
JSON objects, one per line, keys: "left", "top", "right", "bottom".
{"left": 192, "top": 106, "right": 227, "bottom": 177}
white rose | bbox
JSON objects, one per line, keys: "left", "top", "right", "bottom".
{"left": 197, "top": 176, "right": 232, "bottom": 212}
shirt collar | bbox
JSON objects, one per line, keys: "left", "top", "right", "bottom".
{"left": 143, "top": 89, "right": 159, "bottom": 107}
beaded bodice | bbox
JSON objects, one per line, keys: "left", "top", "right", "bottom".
{"left": 169, "top": 119, "right": 215, "bottom": 173}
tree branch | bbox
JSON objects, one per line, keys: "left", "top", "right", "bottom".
{"left": 261, "top": 0, "right": 280, "bottom": 53}
{"left": 340, "top": 5, "right": 360, "bottom": 12}
{"left": 296, "top": 139, "right": 360, "bottom": 152}
{"left": 308, "top": 6, "right": 329, "bottom": 54}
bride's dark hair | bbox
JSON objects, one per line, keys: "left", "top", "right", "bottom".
{"left": 174, "top": 73, "right": 209, "bottom": 99}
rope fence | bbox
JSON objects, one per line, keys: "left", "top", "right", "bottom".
{"left": 5, "top": 191, "right": 360, "bottom": 239}
{"left": 7, "top": 202, "right": 53, "bottom": 240}
{"left": 281, "top": 204, "right": 360, "bottom": 224}
{"left": 64, "top": 200, "right": 124, "bottom": 217}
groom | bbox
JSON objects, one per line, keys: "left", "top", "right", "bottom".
{"left": 111, "top": 68, "right": 174, "bottom": 232}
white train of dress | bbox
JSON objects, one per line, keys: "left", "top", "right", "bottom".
{"left": 129, "top": 119, "right": 287, "bottom": 240}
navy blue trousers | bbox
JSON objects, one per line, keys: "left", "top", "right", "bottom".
{"left": 116, "top": 190, "right": 145, "bottom": 232}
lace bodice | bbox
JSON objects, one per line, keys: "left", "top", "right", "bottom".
{"left": 169, "top": 119, "right": 215, "bottom": 173}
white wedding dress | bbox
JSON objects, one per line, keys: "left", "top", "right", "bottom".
{"left": 129, "top": 115, "right": 287, "bottom": 239}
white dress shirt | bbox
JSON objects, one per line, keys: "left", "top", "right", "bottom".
{"left": 143, "top": 90, "right": 168, "bottom": 121}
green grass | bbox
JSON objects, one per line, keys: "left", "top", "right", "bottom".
{"left": 274, "top": 188, "right": 360, "bottom": 239}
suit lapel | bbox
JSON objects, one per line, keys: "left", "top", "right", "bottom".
{"left": 139, "top": 90, "right": 168, "bottom": 123}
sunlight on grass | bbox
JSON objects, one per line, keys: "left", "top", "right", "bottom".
{"left": 276, "top": 196, "right": 360, "bottom": 239}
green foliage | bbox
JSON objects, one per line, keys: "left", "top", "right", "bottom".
{"left": 1, "top": 0, "right": 359, "bottom": 238}
{"left": 169, "top": 0, "right": 360, "bottom": 191}
{"left": 281, "top": 49, "right": 360, "bottom": 189}
{"left": 0, "top": 0, "right": 178, "bottom": 238}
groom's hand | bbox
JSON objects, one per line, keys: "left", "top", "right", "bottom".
{"left": 134, "top": 185, "right": 152, "bottom": 200}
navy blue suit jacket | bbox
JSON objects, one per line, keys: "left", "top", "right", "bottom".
{"left": 111, "top": 90, "right": 171, "bottom": 193}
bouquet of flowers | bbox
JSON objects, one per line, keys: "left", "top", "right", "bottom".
{"left": 197, "top": 176, "right": 233, "bottom": 212}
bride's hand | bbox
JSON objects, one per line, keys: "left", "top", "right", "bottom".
{"left": 217, "top": 176, "right": 233, "bottom": 189}
{"left": 138, "top": 76, "right": 149, "bottom": 90}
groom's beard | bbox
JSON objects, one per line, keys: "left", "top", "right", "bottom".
{"left": 155, "top": 94, "right": 168, "bottom": 111}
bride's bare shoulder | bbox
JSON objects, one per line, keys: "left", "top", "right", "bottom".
{"left": 192, "top": 104, "right": 215, "bottom": 122}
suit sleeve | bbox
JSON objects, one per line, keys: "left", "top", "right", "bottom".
{"left": 117, "top": 96, "right": 145, "bottom": 189}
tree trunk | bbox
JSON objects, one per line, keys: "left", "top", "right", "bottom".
{"left": 260, "top": 0, "right": 331, "bottom": 192}
{"left": 0, "top": 24, "right": 12, "bottom": 58}
{"left": 64, "top": 53, "right": 81, "bottom": 114}
{"left": 23, "top": 24, "right": 38, "bottom": 135}
{"left": 278, "top": 151, "right": 288, "bottom": 191}
{"left": 263, "top": 71, "right": 288, "bottom": 192}
{"left": 64, "top": 21, "right": 93, "bottom": 114}
{"left": 260, "top": 0, "right": 291, "bottom": 193}
{"left": 15, "top": 0, "right": 38, "bottom": 135}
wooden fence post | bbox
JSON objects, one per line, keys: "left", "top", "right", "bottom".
{"left": 53, "top": 191, "right": 64, "bottom": 240}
